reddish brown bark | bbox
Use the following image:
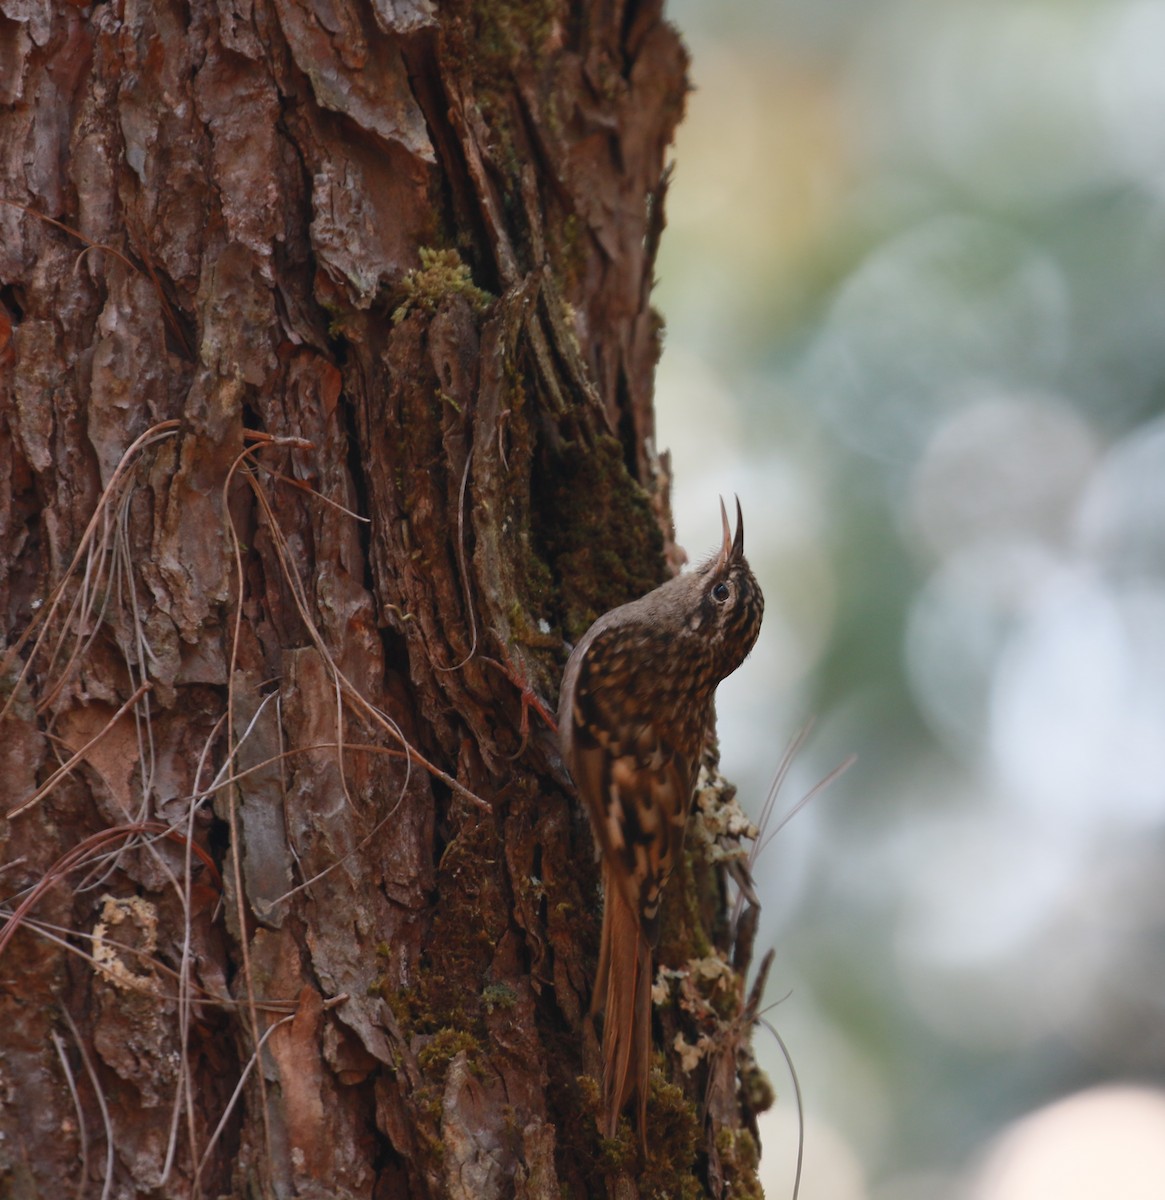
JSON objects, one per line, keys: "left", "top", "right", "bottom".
{"left": 0, "top": 2, "right": 766, "bottom": 1196}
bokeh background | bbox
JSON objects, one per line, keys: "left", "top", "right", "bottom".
{"left": 653, "top": 2, "right": 1165, "bottom": 1196}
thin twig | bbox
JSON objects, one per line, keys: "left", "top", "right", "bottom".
{"left": 194, "top": 1011, "right": 296, "bottom": 1189}
{"left": 6, "top": 682, "right": 153, "bottom": 818}
{"left": 760, "top": 1016, "right": 805, "bottom": 1200}
{"left": 60, "top": 1006, "right": 115, "bottom": 1200}
{"left": 50, "top": 1030, "right": 89, "bottom": 1200}
{"left": 0, "top": 420, "right": 180, "bottom": 721}
{"left": 0, "top": 821, "right": 211, "bottom": 960}
{"left": 758, "top": 753, "right": 857, "bottom": 857}
{"left": 236, "top": 450, "right": 488, "bottom": 810}
{"left": 221, "top": 448, "right": 274, "bottom": 1175}
{"left": 0, "top": 199, "right": 189, "bottom": 352}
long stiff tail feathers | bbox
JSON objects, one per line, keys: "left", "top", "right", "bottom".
{"left": 595, "top": 862, "right": 653, "bottom": 1147}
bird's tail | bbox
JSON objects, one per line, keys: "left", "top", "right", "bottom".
{"left": 594, "top": 862, "right": 652, "bottom": 1146}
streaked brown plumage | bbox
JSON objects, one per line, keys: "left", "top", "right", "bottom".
{"left": 557, "top": 497, "right": 764, "bottom": 1146}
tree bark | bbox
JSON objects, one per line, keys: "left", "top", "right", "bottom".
{"left": 0, "top": 2, "right": 767, "bottom": 1196}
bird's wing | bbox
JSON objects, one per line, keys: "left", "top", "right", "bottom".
{"left": 564, "top": 629, "right": 694, "bottom": 944}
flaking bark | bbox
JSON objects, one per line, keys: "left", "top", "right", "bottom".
{"left": 0, "top": 2, "right": 767, "bottom": 1196}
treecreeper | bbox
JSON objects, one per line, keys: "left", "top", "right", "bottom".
{"left": 557, "top": 497, "right": 765, "bottom": 1148}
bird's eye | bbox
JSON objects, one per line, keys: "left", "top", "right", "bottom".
{"left": 712, "top": 582, "right": 730, "bottom": 602}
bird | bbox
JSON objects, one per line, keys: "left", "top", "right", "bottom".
{"left": 557, "top": 496, "right": 764, "bottom": 1147}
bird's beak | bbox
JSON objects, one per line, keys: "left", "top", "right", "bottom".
{"left": 717, "top": 495, "right": 745, "bottom": 567}
{"left": 718, "top": 496, "right": 732, "bottom": 568}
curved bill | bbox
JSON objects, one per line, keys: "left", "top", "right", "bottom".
{"left": 717, "top": 495, "right": 746, "bottom": 566}
{"left": 719, "top": 496, "right": 733, "bottom": 563}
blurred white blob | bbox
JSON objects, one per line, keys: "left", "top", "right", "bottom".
{"left": 758, "top": 1105, "right": 868, "bottom": 1200}
{"left": 969, "top": 1085, "right": 1165, "bottom": 1200}
{"left": 917, "top": 7, "right": 1099, "bottom": 200}
{"left": 904, "top": 541, "right": 1060, "bottom": 764}
{"left": 804, "top": 216, "right": 1068, "bottom": 462}
{"left": 885, "top": 757, "right": 1165, "bottom": 1062}
{"left": 857, "top": 2, "right": 1151, "bottom": 206}
{"left": 990, "top": 579, "right": 1165, "bottom": 828}
{"left": 1000, "top": 420, "right": 1165, "bottom": 824}
{"left": 654, "top": 347, "right": 744, "bottom": 480}
{"left": 904, "top": 407, "right": 1165, "bottom": 828}
{"left": 1078, "top": 415, "right": 1165, "bottom": 579}
{"left": 895, "top": 852, "right": 1106, "bottom": 1055}
{"left": 907, "top": 396, "right": 1098, "bottom": 561}
{"left": 869, "top": 1170, "right": 966, "bottom": 1200}
{"left": 894, "top": 804, "right": 1080, "bottom": 973}
{"left": 1096, "top": 2, "right": 1165, "bottom": 194}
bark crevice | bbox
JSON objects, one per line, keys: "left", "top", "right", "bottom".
{"left": 0, "top": 3, "right": 770, "bottom": 1196}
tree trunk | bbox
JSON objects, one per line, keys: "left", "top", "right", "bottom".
{"left": 0, "top": 2, "right": 767, "bottom": 1196}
